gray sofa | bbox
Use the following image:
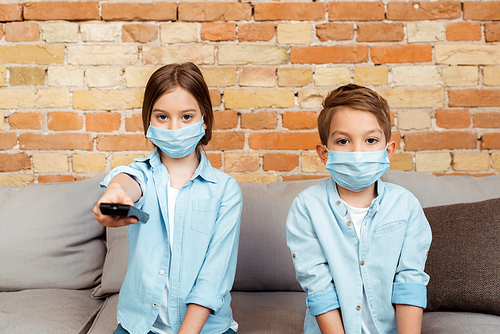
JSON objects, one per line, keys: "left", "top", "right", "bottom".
{"left": 1, "top": 170, "right": 499, "bottom": 333}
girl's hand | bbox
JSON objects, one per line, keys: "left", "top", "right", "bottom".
{"left": 93, "top": 183, "right": 138, "bottom": 227}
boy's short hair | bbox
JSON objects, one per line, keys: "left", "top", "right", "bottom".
{"left": 142, "top": 62, "right": 213, "bottom": 146}
{"left": 317, "top": 84, "right": 392, "bottom": 145}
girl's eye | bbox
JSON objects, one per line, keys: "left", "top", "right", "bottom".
{"left": 367, "top": 138, "right": 379, "bottom": 144}
{"left": 157, "top": 114, "right": 167, "bottom": 121}
{"left": 182, "top": 114, "right": 193, "bottom": 121}
{"left": 337, "top": 139, "right": 349, "bottom": 145}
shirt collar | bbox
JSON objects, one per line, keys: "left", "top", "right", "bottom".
{"left": 135, "top": 148, "right": 217, "bottom": 184}
{"left": 327, "top": 177, "right": 386, "bottom": 215}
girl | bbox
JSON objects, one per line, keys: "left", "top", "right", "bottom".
{"left": 93, "top": 63, "right": 242, "bottom": 334}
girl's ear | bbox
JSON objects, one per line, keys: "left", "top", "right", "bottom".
{"left": 316, "top": 144, "right": 329, "bottom": 165}
{"left": 386, "top": 140, "right": 396, "bottom": 159}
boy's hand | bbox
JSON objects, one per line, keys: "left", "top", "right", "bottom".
{"left": 93, "top": 183, "right": 138, "bottom": 227}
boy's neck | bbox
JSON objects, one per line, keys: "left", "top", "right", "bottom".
{"left": 336, "top": 183, "right": 377, "bottom": 208}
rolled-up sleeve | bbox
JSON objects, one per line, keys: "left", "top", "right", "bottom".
{"left": 100, "top": 164, "right": 148, "bottom": 208}
{"left": 392, "top": 196, "right": 432, "bottom": 308}
{"left": 286, "top": 195, "right": 340, "bottom": 316}
{"left": 185, "top": 177, "right": 243, "bottom": 314}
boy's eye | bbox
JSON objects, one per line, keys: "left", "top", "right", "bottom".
{"left": 366, "top": 138, "right": 378, "bottom": 144}
{"left": 337, "top": 139, "right": 349, "bottom": 145}
{"left": 182, "top": 114, "right": 193, "bottom": 121}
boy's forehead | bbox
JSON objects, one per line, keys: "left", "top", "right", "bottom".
{"left": 329, "top": 108, "right": 383, "bottom": 133}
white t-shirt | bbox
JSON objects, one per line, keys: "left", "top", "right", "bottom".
{"left": 342, "top": 200, "right": 378, "bottom": 334}
{"left": 152, "top": 185, "right": 179, "bottom": 334}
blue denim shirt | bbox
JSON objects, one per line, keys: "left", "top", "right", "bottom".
{"left": 286, "top": 177, "right": 431, "bottom": 334}
{"left": 101, "top": 149, "right": 242, "bottom": 334}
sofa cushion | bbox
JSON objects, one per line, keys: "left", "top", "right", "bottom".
{"left": 0, "top": 289, "right": 104, "bottom": 334}
{"left": 422, "top": 311, "right": 500, "bottom": 334}
{"left": 381, "top": 170, "right": 500, "bottom": 208}
{"left": 0, "top": 174, "right": 106, "bottom": 291}
{"left": 424, "top": 198, "right": 500, "bottom": 315}
{"left": 87, "top": 294, "right": 120, "bottom": 333}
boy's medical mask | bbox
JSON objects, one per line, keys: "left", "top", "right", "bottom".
{"left": 146, "top": 119, "right": 205, "bottom": 159}
{"left": 325, "top": 148, "right": 390, "bottom": 192}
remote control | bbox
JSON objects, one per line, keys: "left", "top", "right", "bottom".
{"left": 99, "top": 203, "right": 149, "bottom": 223}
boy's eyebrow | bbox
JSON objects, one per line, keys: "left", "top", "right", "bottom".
{"left": 331, "top": 128, "right": 383, "bottom": 136}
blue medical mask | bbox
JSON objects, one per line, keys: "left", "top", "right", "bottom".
{"left": 325, "top": 148, "right": 390, "bottom": 192}
{"left": 146, "top": 119, "right": 205, "bottom": 159}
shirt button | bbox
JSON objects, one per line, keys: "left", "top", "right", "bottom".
{"left": 153, "top": 302, "right": 158, "bottom": 308}
{"left": 347, "top": 221, "right": 352, "bottom": 226}
{"left": 356, "top": 306, "right": 361, "bottom": 311}
{"left": 360, "top": 260, "right": 365, "bottom": 266}
{"left": 292, "top": 253, "right": 296, "bottom": 258}
{"left": 336, "top": 201, "right": 340, "bottom": 205}
{"left": 160, "top": 270, "right": 165, "bottom": 275}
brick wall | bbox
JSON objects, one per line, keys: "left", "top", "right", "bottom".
{"left": 1, "top": 1, "right": 499, "bottom": 186}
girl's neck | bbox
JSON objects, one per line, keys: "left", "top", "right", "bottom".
{"left": 160, "top": 148, "right": 200, "bottom": 190}
{"left": 336, "top": 183, "right": 377, "bottom": 208}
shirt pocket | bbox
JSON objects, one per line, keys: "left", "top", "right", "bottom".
{"left": 190, "top": 198, "right": 219, "bottom": 235}
{"left": 373, "top": 219, "right": 407, "bottom": 237}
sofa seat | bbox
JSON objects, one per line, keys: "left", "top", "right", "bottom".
{"left": 0, "top": 289, "right": 103, "bottom": 333}
{"left": 422, "top": 311, "right": 500, "bottom": 333}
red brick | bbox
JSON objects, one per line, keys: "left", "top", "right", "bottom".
{"left": 9, "top": 112, "right": 43, "bottom": 130}
{"left": 485, "top": 23, "right": 500, "bottom": 43}
{"left": 435, "top": 109, "right": 471, "bottom": 129}
{"left": 206, "top": 153, "right": 222, "bottom": 169}
{"left": 24, "top": 2, "right": 100, "bottom": 21}
{"left": 205, "top": 132, "right": 245, "bottom": 151}
{"left": 449, "top": 89, "right": 500, "bottom": 108}
{"left": 255, "top": 3, "right": 326, "bottom": 21}
{"left": 464, "top": 2, "right": 500, "bottom": 21}
{"left": 446, "top": 22, "right": 481, "bottom": 41}
{"left": 241, "top": 112, "right": 277, "bottom": 130}
{"left": 214, "top": 110, "right": 238, "bottom": 130}
{"left": 357, "top": 23, "right": 404, "bottom": 42}
{"left": 263, "top": 153, "right": 299, "bottom": 172}
{"left": 291, "top": 45, "right": 368, "bottom": 64}
{"left": 122, "top": 24, "right": 158, "bottom": 43}
{"left": 387, "top": 1, "right": 461, "bottom": 20}
{"left": 390, "top": 112, "right": 395, "bottom": 126}
{"left": 283, "top": 111, "right": 317, "bottom": 130}
{"left": 19, "top": 133, "right": 93, "bottom": 151}
{"left": 283, "top": 175, "right": 328, "bottom": 181}
{"left": 38, "top": 175, "right": 75, "bottom": 184}
{"left": 97, "top": 134, "right": 150, "bottom": 151}
{"left": 473, "top": 112, "right": 500, "bottom": 128}
{"left": 328, "top": 2, "right": 385, "bottom": 21}
{"left": 0, "top": 153, "right": 31, "bottom": 172}
{"left": 86, "top": 113, "right": 121, "bottom": 132}
{"left": 210, "top": 90, "right": 221, "bottom": 107}
{"left": 102, "top": 3, "right": 176, "bottom": 21}
{"left": 0, "top": 24, "right": 3, "bottom": 40}
{"left": 0, "top": 4, "right": 23, "bottom": 21}
{"left": 238, "top": 24, "right": 275, "bottom": 42}
{"left": 248, "top": 133, "right": 320, "bottom": 150}
{"left": 404, "top": 131, "right": 477, "bottom": 151}
{"left": 0, "top": 133, "right": 17, "bottom": 150}
{"left": 482, "top": 133, "right": 500, "bottom": 149}
{"left": 179, "top": 3, "right": 252, "bottom": 22}
{"left": 5, "top": 22, "right": 39, "bottom": 42}
{"left": 201, "top": 23, "right": 236, "bottom": 42}
{"left": 371, "top": 45, "right": 432, "bottom": 64}
{"left": 48, "top": 112, "right": 83, "bottom": 131}
{"left": 316, "top": 23, "right": 354, "bottom": 42}
{"left": 125, "top": 114, "right": 144, "bottom": 132}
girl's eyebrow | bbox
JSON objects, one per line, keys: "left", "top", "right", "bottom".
{"left": 152, "top": 108, "right": 198, "bottom": 113}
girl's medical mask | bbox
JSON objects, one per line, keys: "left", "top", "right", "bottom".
{"left": 325, "top": 148, "right": 390, "bottom": 192}
{"left": 146, "top": 119, "right": 205, "bottom": 159}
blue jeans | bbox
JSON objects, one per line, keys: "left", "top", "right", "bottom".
{"left": 114, "top": 323, "right": 236, "bottom": 334}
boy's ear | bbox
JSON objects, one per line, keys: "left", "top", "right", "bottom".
{"left": 316, "top": 144, "right": 329, "bottom": 165}
{"left": 386, "top": 140, "right": 396, "bottom": 159}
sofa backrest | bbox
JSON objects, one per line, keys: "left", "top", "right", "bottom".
{"left": 0, "top": 174, "right": 107, "bottom": 292}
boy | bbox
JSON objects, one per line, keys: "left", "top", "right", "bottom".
{"left": 286, "top": 84, "right": 432, "bottom": 334}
